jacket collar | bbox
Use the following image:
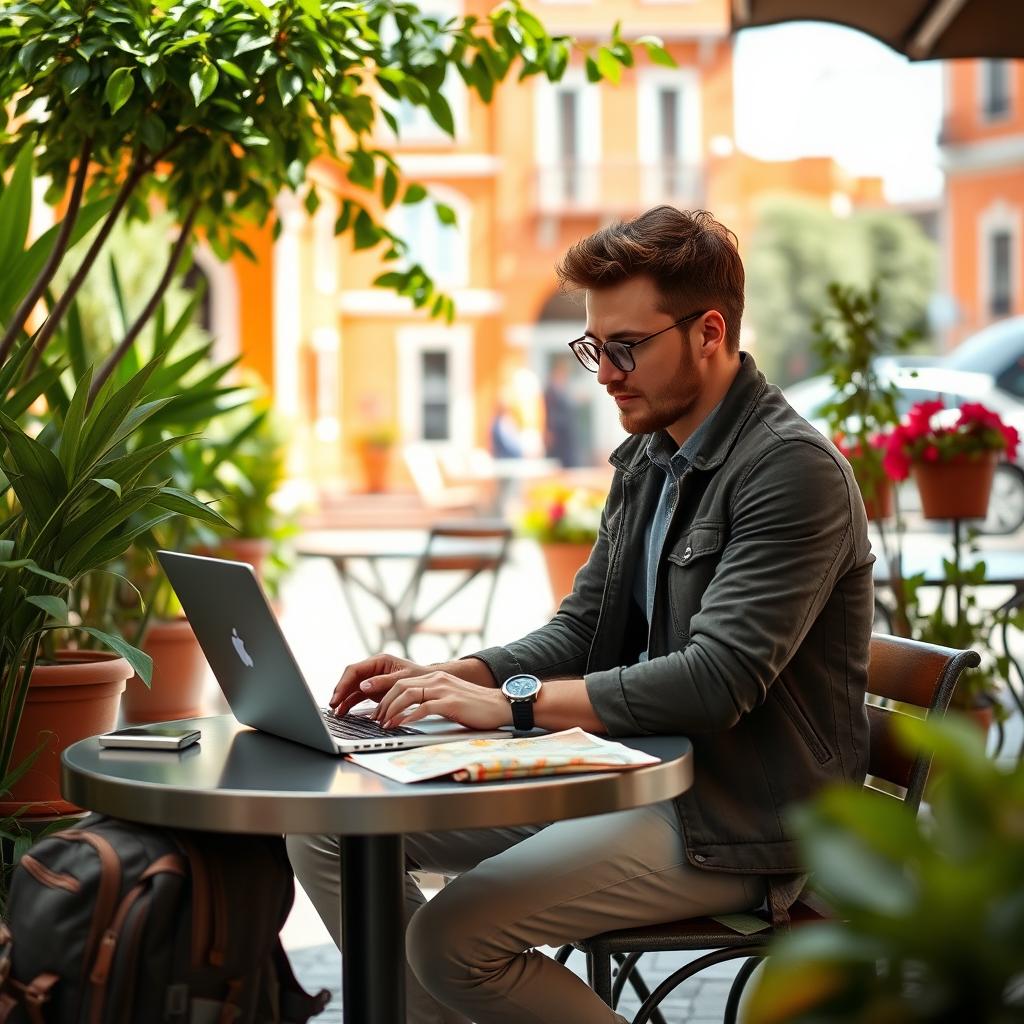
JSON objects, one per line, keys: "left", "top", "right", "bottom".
{"left": 608, "top": 351, "right": 765, "bottom": 475}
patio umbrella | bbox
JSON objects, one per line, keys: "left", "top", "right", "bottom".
{"left": 730, "top": 0, "right": 1023, "bottom": 60}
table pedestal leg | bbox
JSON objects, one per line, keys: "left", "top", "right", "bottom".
{"left": 340, "top": 834, "right": 406, "bottom": 1024}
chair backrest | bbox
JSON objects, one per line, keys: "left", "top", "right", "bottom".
{"left": 865, "top": 633, "right": 981, "bottom": 812}
{"left": 399, "top": 519, "right": 513, "bottom": 644}
{"left": 401, "top": 443, "right": 480, "bottom": 511}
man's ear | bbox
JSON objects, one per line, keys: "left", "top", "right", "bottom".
{"left": 699, "top": 310, "right": 727, "bottom": 354}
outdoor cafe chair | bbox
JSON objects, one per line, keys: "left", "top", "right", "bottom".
{"left": 379, "top": 519, "right": 513, "bottom": 659}
{"left": 554, "top": 632, "right": 981, "bottom": 1024}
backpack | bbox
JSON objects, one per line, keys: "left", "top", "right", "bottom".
{"left": 0, "top": 814, "right": 330, "bottom": 1023}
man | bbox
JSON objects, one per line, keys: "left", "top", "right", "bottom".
{"left": 287, "top": 207, "right": 874, "bottom": 1024}
{"left": 543, "top": 354, "right": 583, "bottom": 467}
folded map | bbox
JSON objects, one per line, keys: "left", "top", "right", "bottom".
{"left": 347, "top": 728, "right": 661, "bottom": 784}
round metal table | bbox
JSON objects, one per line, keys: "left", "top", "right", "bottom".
{"left": 63, "top": 715, "right": 694, "bottom": 1024}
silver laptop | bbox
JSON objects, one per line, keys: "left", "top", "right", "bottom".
{"left": 157, "top": 550, "right": 508, "bottom": 754}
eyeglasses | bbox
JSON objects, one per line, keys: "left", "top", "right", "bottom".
{"left": 568, "top": 310, "right": 708, "bottom": 373}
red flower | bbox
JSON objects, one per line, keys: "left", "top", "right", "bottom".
{"left": 882, "top": 399, "right": 1016, "bottom": 480}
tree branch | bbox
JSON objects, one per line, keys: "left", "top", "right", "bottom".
{"left": 0, "top": 137, "right": 93, "bottom": 366}
{"left": 26, "top": 155, "right": 149, "bottom": 372}
{"left": 88, "top": 201, "right": 200, "bottom": 405}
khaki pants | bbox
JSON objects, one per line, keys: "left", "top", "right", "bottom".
{"left": 286, "top": 801, "right": 766, "bottom": 1024}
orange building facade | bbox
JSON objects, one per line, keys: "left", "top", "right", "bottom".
{"left": 216, "top": 1, "right": 886, "bottom": 492}
{"left": 941, "top": 58, "right": 1024, "bottom": 347}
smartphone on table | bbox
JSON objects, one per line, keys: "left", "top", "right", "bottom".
{"left": 98, "top": 724, "right": 202, "bottom": 751}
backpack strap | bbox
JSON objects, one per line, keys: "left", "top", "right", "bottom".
{"left": 2, "top": 973, "right": 59, "bottom": 1024}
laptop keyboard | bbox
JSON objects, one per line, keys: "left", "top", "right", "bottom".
{"left": 321, "top": 709, "right": 421, "bottom": 739}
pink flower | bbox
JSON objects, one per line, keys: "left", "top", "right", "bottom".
{"left": 923, "top": 445, "right": 940, "bottom": 462}
{"left": 1002, "top": 424, "right": 1020, "bottom": 461}
{"left": 882, "top": 440, "right": 911, "bottom": 481}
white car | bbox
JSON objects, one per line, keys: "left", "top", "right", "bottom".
{"left": 784, "top": 363, "right": 1024, "bottom": 534}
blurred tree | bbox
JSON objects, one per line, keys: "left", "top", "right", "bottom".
{"left": 745, "top": 196, "right": 937, "bottom": 386}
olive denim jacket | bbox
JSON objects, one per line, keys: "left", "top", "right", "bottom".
{"left": 475, "top": 354, "right": 874, "bottom": 880}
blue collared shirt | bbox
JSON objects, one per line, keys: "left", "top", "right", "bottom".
{"left": 633, "top": 405, "right": 721, "bottom": 661}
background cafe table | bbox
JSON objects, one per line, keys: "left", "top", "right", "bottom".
{"left": 62, "top": 715, "right": 694, "bottom": 1024}
{"left": 296, "top": 527, "right": 502, "bottom": 657}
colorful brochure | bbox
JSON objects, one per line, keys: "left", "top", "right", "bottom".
{"left": 348, "top": 727, "right": 660, "bottom": 784}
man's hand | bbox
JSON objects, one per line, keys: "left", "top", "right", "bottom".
{"left": 329, "top": 653, "right": 430, "bottom": 717}
{"left": 372, "top": 670, "right": 512, "bottom": 731}
{"left": 329, "top": 653, "right": 497, "bottom": 718}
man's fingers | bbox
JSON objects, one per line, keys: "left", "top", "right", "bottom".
{"left": 386, "top": 700, "right": 442, "bottom": 729}
{"left": 330, "top": 655, "right": 415, "bottom": 709}
{"left": 375, "top": 678, "right": 431, "bottom": 724}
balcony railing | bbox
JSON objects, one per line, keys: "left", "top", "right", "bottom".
{"left": 533, "top": 161, "right": 705, "bottom": 215}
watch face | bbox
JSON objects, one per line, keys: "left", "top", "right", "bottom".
{"left": 504, "top": 675, "right": 540, "bottom": 699}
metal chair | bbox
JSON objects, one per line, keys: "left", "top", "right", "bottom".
{"left": 555, "top": 633, "right": 981, "bottom": 1024}
{"left": 380, "top": 519, "right": 513, "bottom": 659}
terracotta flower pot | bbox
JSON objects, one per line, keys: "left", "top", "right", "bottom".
{"left": 358, "top": 443, "right": 391, "bottom": 493}
{"left": 196, "top": 537, "right": 273, "bottom": 583}
{"left": 121, "top": 618, "right": 209, "bottom": 724}
{"left": 911, "top": 452, "right": 997, "bottom": 521}
{"left": 540, "top": 541, "right": 594, "bottom": 605}
{"left": 0, "top": 650, "right": 131, "bottom": 817}
{"left": 860, "top": 477, "right": 894, "bottom": 521}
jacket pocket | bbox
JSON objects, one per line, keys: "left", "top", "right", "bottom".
{"left": 774, "top": 682, "right": 833, "bottom": 765}
{"left": 665, "top": 524, "right": 723, "bottom": 640}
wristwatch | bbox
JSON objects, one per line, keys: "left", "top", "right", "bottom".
{"left": 501, "top": 674, "right": 542, "bottom": 732}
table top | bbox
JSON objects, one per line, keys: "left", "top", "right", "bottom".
{"left": 62, "top": 716, "right": 693, "bottom": 837}
{"left": 297, "top": 527, "right": 505, "bottom": 561}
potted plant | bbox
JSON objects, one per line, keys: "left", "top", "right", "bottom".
{"left": 355, "top": 425, "right": 398, "bottom": 494}
{"left": 832, "top": 432, "right": 894, "bottom": 520}
{"left": 744, "top": 715, "right": 1024, "bottom": 1023}
{"left": 882, "top": 399, "right": 1020, "bottom": 521}
{"left": 517, "top": 481, "right": 607, "bottom": 604}
{"left": 198, "top": 405, "right": 296, "bottom": 581}
{"left": 811, "top": 281, "right": 920, "bottom": 635}
{"left": 0, "top": 339, "right": 229, "bottom": 829}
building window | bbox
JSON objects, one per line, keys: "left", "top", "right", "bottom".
{"left": 556, "top": 88, "right": 581, "bottom": 201}
{"left": 534, "top": 72, "right": 600, "bottom": 211}
{"left": 657, "top": 87, "right": 682, "bottom": 195}
{"left": 637, "top": 69, "right": 701, "bottom": 206}
{"left": 421, "top": 350, "right": 450, "bottom": 440}
{"left": 981, "top": 60, "right": 1011, "bottom": 120}
{"left": 387, "top": 187, "right": 469, "bottom": 288}
{"left": 397, "top": 325, "right": 473, "bottom": 445}
{"left": 990, "top": 229, "right": 1013, "bottom": 316}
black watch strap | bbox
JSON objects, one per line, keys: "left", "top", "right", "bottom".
{"left": 510, "top": 699, "right": 535, "bottom": 732}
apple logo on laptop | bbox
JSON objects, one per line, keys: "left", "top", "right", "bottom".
{"left": 231, "top": 628, "right": 254, "bottom": 668}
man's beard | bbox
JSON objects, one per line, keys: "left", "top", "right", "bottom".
{"left": 618, "top": 391, "right": 699, "bottom": 434}
{"left": 614, "top": 343, "right": 701, "bottom": 435}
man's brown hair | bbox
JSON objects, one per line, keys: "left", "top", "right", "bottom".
{"left": 555, "top": 207, "right": 745, "bottom": 353}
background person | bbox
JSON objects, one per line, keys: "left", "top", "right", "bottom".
{"left": 287, "top": 206, "right": 874, "bottom": 1024}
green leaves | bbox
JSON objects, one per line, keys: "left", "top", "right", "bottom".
{"left": 427, "top": 90, "right": 455, "bottom": 137}
{"left": 104, "top": 66, "right": 134, "bottom": 113}
{"left": 746, "top": 713, "right": 1024, "bottom": 1022}
{"left": 0, "top": 147, "right": 34, "bottom": 273}
{"left": 189, "top": 62, "right": 219, "bottom": 106}
{"left": 26, "top": 594, "right": 68, "bottom": 621}
{"left": 276, "top": 67, "right": 302, "bottom": 106}
{"left": 635, "top": 35, "right": 675, "bottom": 67}
{"left": 76, "top": 627, "right": 152, "bottom": 685}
